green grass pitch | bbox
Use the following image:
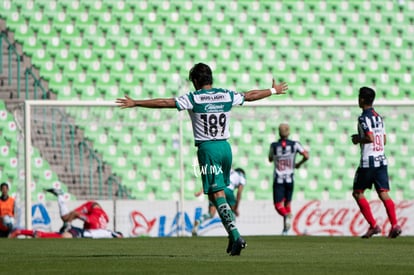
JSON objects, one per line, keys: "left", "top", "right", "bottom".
{"left": 2, "top": 236, "right": 413, "bottom": 275}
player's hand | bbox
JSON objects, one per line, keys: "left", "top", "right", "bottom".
{"left": 234, "top": 209, "right": 240, "bottom": 217}
{"left": 272, "top": 78, "right": 288, "bottom": 94}
{"left": 351, "top": 134, "right": 359, "bottom": 145}
{"left": 295, "top": 163, "right": 301, "bottom": 169}
{"left": 116, "top": 95, "right": 135, "bottom": 109}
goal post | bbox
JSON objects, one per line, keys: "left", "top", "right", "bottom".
{"left": 23, "top": 100, "right": 119, "bottom": 229}
{"left": 15, "top": 99, "right": 414, "bottom": 233}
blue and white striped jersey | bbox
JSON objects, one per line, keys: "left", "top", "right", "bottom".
{"left": 357, "top": 107, "right": 388, "bottom": 168}
{"left": 269, "top": 139, "right": 306, "bottom": 183}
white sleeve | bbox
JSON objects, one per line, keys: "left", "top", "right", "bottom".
{"left": 175, "top": 94, "right": 193, "bottom": 111}
{"left": 295, "top": 141, "right": 306, "bottom": 153}
{"left": 239, "top": 174, "right": 247, "bottom": 186}
{"left": 232, "top": 91, "right": 245, "bottom": 106}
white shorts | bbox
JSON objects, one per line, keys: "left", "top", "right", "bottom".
{"left": 83, "top": 229, "right": 115, "bottom": 238}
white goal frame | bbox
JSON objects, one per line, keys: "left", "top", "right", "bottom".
{"left": 22, "top": 99, "right": 414, "bottom": 230}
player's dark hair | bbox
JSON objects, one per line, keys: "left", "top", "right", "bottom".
{"left": 235, "top": 168, "right": 246, "bottom": 177}
{"left": 359, "top": 86, "right": 376, "bottom": 105}
{"left": 188, "top": 63, "right": 213, "bottom": 87}
{"left": 0, "top": 182, "right": 8, "bottom": 189}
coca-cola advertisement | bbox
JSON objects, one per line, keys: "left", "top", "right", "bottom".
{"left": 291, "top": 200, "right": 412, "bottom": 236}
{"left": 222, "top": 199, "right": 414, "bottom": 237}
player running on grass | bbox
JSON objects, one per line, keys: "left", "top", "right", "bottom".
{"left": 192, "top": 167, "right": 246, "bottom": 237}
{"left": 351, "top": 86, "right": 402, "bottom": 238}
{"left": 117, "top": 62, "right": 288, "bottom": 255}
{"left": 10, "top": 188, "right": 122, "bottom": 239}
{"left": 269, "top": 123, "right": 309, "bottom": 235}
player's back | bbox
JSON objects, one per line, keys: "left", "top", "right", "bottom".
{"left": 358, "top": 108, "right": 387, "bottom": 167}
{"left": 83, "top": 207, "right": 109, "bottom": 229}
{"left": 270, "top": 139, "right": 299, "bottom": 176}
{"left": 176, "top": 88, "right": 244, "bottom": 144}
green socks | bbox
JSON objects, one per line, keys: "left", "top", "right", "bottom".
{"left": 214, "top": 196, "right": 240, "bottom": 241}
{"left": 197, "top": 213, "right": 213, "bottom": 224}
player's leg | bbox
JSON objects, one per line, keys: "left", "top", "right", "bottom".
{"left": 8, "top": 229, "right": 35, "bottom": 238}
{"left": 197, "top": 141, "right": 245, "bottom": 255}
{"left": 83, "top": 229, "right": 115, "bottom": 238}
{"left": 273, "top": 179, "right": 291, "bottom": 234}
{"left": 10, "top": 228, "right": 63, "bottom": 238}
{"left": 352, "top": 168, "right": 380, "bottom": 238}
{"left": 283, "top": 182, "right": 294, "bottom": 234}
{"left": 34, "top": 231, "right": 64, "bottom": 238}
{"left": 210, "top": 191, "right": 245, "bottom": 255}
{"left": 44, "top": 188, "right": 75, "bottom": 232}
{"left": 273, "top": 178, "right": 288, "bottom": 217}
{"left": 192, "top": 202, "right": 215, "bottom": 236}
{"left": 224, "top": 188, "right": 237, "bottom": 215}
{"left": 44, "top": 188, "right": 70, "bottom": 219}
{"left": 375, "top": 166, "right": 401, "bottom": 238}
{"left": 198, "top": 202, "right": 216, "bottom": 224}
{"left": 284, "top": 181, "right": 294, "bottom": 215}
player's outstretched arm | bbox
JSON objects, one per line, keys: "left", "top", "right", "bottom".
{"left": 244, "top": 79, "right": 288, "bottom": 102}
{"left": 116, "top": 95, "right": 176, "bottom": 109}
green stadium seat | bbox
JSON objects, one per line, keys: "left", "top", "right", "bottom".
{"left": 3, "top": 0, "right": 413, "bottom": 201}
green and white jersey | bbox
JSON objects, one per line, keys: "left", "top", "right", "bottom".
{"left": 175, "top": 88, "right": 245, "bottom": 145}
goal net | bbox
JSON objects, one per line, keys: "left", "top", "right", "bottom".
{"left": 6, "top": 99, "right": 414, "bottom": 231}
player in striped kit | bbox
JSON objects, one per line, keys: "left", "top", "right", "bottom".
{"left": 117, "top": 63, "right": 288, "bottom": 255}
{"left": 268, "top": 123, "right": 309, "bottom": 235}
{"left": 351, "top": 86, "right": 402, "bottom": 238}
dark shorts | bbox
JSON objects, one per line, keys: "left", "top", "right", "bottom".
{"left": 273, "top": 178, "right": 294, "bottom": 203}
{"left": 353, "top": 166, "right": 390, "bottom": 192}
{"left": 68, "top": 226, "right": 84, "bottom": 238}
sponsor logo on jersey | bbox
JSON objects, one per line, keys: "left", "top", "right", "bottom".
{"left": 204, "top": 103, "right": 225, "bottom": 112}
{"left": 193, "top": 92, "right": 231, "bottom": 104}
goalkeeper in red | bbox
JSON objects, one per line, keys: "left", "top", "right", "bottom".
{"left": 351, "top": 86, "right": 402, "bottom": 238}
{"left": 10, "top": 188, "right": 122, "bottom": 238}
{"left": 117, "top": 63, "right": 288, "bottom": 255}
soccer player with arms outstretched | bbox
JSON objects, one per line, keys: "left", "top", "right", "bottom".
{"left": 117, "top": 63, "right": 288, "bottom": 255}
{"left": 351, "top": 86, "right": 402, "bottom": 238}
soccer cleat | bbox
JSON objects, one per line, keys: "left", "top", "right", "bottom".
{"left": 361, "top": 225, "right": 381, "bottom": 238}
{"left": 192, "top": 220, "right": 200, "bottom": 237}
{"left": 43, "top": 188, "right": 63, "bottom": 196}
{"left": 226, "top": 236, "right": 233, "bottom": 253}
{"left": 388, "top": 225, "right": 402, "bottom": 239}
{"left": 230, "top": 237, "right": 247, "bottom": 256}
